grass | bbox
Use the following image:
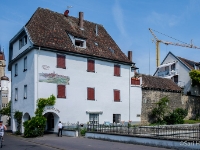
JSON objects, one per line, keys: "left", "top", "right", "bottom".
{"left": 184, "top": 120, "right": 200, "bottom": 124}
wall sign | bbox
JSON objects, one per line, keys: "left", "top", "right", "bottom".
{"left": 39, "top": 71, "right": 70, "bottom": 85}
{"left": 44, "top": 106, "right": 60, "bottom": 113}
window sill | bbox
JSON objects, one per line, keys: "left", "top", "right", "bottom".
{"left": 57, "top": 96, "right": 66, "bottom": 98}
{"left": 23, "top": 69, "right": 27, "bottom": 72}
{"left": 87, "top": 99, "right": 95, "bottom": 101}
{"left": 114, "top": 75, "right": 121, "bottom": 77}
{"left": 57, "top": 66, "right": 66, "bottom": 69}
{"left": 114, "top": 100, "right": 121, "bottom": 102}
{"left": 87, "top": 70, "right": 95, "bottom": 73}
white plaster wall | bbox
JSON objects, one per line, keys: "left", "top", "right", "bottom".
{"left": 11, "top": 50, "right": 36, "bottom": 132}
{"left": 12, "top": 35, "right": 32, "bottom": 60}
{"left": 36, "top": 50, "right": 134, "bottom": 127}
{"left": 130, "top": 85, "right": 142, "bottom": 122}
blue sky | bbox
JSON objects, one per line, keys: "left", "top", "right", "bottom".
{"left": 1, "top": 0, "right": 200, "bottom": 77}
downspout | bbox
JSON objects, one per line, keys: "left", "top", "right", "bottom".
{"left": 37, "top": 47, "right": 40, "bottom": 105}
{"left": 129, "top": 66, "right": 131, "bottom": 121}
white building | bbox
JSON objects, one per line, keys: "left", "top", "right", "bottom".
{"left": 9, "top": 8, "right": 142, "bottom": 133}
{"left": 154, "top": 51, "right": 200, "bottom": 95}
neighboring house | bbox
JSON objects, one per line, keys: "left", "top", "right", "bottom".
{"left": 140, "top": 74, "right": 184, "bottom": 124}
{"left": 8, "top": 8, "right": 141, "bottom": 133}
{"left": 0, "top": 50, "right": 10, "bottom": 124}
{"left": 154, "top": 51, "right": 200, "bottom": 96}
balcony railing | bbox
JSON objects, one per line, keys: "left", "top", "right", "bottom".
{"left": 157, "top": 69, "right": 178, "bottom": 77}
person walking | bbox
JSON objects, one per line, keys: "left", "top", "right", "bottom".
{"left": 58, "top": 121, "right": 63, "bottom": 137}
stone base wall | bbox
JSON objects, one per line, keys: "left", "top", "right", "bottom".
{"left": 141, "top": 89, "right": 200, "bottom": 124}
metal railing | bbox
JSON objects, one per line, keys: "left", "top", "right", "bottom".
{"left": 87, "top": 124, "right": 200, "bottom": 141}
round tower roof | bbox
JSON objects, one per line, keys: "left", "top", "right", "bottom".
{"left": 1, "top": 76, "right": 9, "bottom": 81}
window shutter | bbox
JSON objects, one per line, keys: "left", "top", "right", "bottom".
{"left": 87, "top": 60, "right": 95, "bottom": 72}
{"left": 114, "top": 90, "right": 120, "bottom": 102}
{"left": 87, "top": 88, "right": 95, "bottom": 100}
{"left": 114, "top": 65, "right": 120, "bottom": 76}
{"left": 57, "top": 85, "right": 66, "bottom": 98}
{"left": 57, "top": 54, "right": 66, "bottom": 68}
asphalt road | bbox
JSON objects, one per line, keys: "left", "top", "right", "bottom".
{"left": 2, "top": 133, "right": 173, "bottom": 150}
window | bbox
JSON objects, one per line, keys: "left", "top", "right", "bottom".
{"left": 114, "top": 90, "right": 120, "bottom": 102}
{"left": 87, "top": 87, "right": 95, "bottom": 100}
{"left": 15, "top": 64, "right": 18, "bottom": 76}
{"left": 19, "top": 39, "right": 23, "bottom": 49}
{"left": 171, "top": 64, "right": 175, "bottom": 71}
{"left": 75, "top": 40, "right": 84, "bottom": 47}
{"left": 87, "top": 59, "right": 95, "bottom": 72}
{"left": 114, "top": 64, "right": 120, "bottom": 76}
{"left": 57, "top": 54, "right": 66, "bottom": 69}
{"left": 24, "top": 57, "right": 27, "bottom": 72}
{"left": 19, "top": 35, "right": 27, "bottom": 49}
{"left": 57, "top": 85, "right": 66, "bottom": 98}
{"left": 15, "top": 88, "right": 18, "bottom": 101}
{"left": 174, "top": 75, "right": 178, "bottom": 83}
{"left": 113, "top": 114, "right": 121, "bottom": 123}
{"left": 24, "top": 85, "right": 27, "bottom": 99}
{"left": 24, "top": 35, "right": 27, "bottom": 45}
{"left": 89, "top": 114, "right": 99, "bottom": 125}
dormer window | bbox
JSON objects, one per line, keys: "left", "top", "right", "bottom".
{"left": 19, "top": 35, "right": 28, "bottom": 49}
{"left": 75, "top": 40, "right": 84, "bottom": 47}
{"left": 68, "top": 33, "right": 86, "bottom": 48}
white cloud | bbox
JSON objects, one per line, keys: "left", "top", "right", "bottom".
{"left": 112, "top": 1, "right": 127, "bottom": 37}
{"left": 147, "top": 12, "right": 180, "bottom": 27}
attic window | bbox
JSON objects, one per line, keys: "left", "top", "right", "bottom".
{"left": 67, "top": 33, "right": 86, "bottom": 48}
{"left": 94, "top": 42, "right": 98, "bottom": 46}
{"left": 109, "top": 47, "right": 114, "bottom": 54}
{"left": 75, "top": 40, "right": 84, "bottom": 47}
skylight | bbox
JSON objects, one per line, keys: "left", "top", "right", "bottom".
{"left": 109, "top": 47, "right": 114, "bottom": 54}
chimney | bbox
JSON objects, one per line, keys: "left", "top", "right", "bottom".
{"left": 64, "top": 10, "right": 69, "bottom": 17}
{"left": 79, "top": 12, "right": 84, "bottom": 30}
{"left": 128, "top": 51, "right": 132, "bottom": 62}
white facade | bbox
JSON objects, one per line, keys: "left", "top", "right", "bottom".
{"left": 154, "top": 52, "right": 199, "bottom": 95}
{"left": 10, "top": 35, "right": 142, "bottom": 133}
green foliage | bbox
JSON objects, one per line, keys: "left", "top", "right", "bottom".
{"left": 14, "top": 111, "right": 23, "bottom": 134}
{"left": 189, "top": 70, "right": 200, "bottom": 86}
{"left": 23, "top": 94, "right": 56, "bottom": 138}
{"left": 80, "top": 128, "right": 87, "bottom": 136}
{"left": 0, "top": 101, "right": 11, "bottom": 117}
{"left": 184, "top": 120, "right": 200, "bottom": 124}
{"left": 0, "top": 101, "right": 11, "bottom": 126}
{"left": 151, "top": 97, "right": 169, "bottom": 124}
{"left": 164, "top": 108, "right": 188, "bottom": 125}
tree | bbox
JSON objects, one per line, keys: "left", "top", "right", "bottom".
{"left": 151, "top": 97, "right": 169, "bottom": 124}
{"left": 0, "top": 101, "right": 11, "bottom": 126}
{"left": 189, "top": 70, "right": 200, "bottom": 86}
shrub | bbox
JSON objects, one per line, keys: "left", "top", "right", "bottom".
{"left": 14, "top": 111, "right": 23, "bottom": 134}
{"left": 80, "top": 128, "right": 87, "bottom": 136}
{"left": 151, "top": 97, "right": 169, "bottom": 124}
{"left": 164, "top": 108, "right": 188, "bottom": 125}
{"left": 23, "top": 94, "right": 56, "bottom": 137}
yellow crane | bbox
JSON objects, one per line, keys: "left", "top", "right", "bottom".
{"left": 149, "top": 28, "right": 200, "bottom": 67}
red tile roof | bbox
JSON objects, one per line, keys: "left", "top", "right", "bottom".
{"left": 178, "top": 57, "right": 197, "bottom": 70}
{"left": 141, "top": 74, "right": 182, "bottom": 92}
{"left": 25, "top": 8, "right": 133, "bottom": 64}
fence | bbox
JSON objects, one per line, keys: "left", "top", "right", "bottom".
{"left": 87, "top": 124, "right": 200, "bottom": 141}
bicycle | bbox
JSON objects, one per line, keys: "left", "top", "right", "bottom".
{"left": 0, "top": 129, "right": 4, "bottom": 148}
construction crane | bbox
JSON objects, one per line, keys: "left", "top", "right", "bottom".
{"left": 149, "top": 28, "right": 200, "bottom": 67}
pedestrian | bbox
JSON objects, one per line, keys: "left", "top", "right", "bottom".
{"left": 58, "top": 121, "right": 63, "bottom": 137}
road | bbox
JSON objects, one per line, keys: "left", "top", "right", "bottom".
{"left": 3, "top": 133, "right": 173, "bottom": 150}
